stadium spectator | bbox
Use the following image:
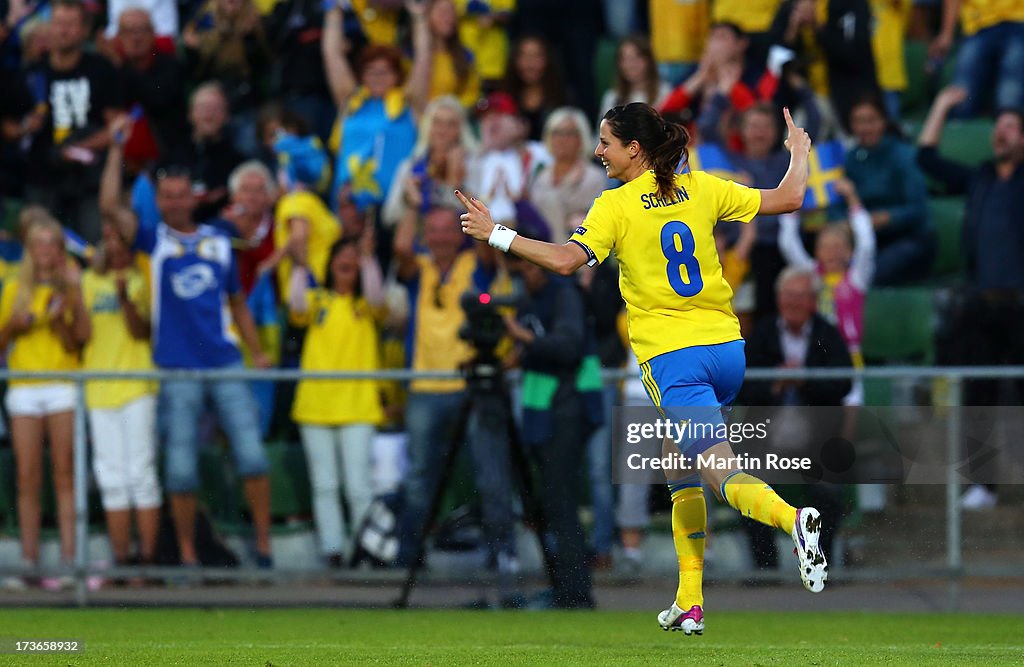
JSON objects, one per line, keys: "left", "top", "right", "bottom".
{"left": 578, "top": 257, "right": 624, "bottom": 570}
{"left": 769, "top": 0, "right": 881, "bottom": 134}
{"left": 0, "top": 64, "right": 37, "bottom": 201}
{"left": 455, "top": 0, "right": 513, "bottom": 89}
{"left": 263, "top": 0, "right": 333, "bottom": 141}
{"left": 103, "top": 0, "right": 178, "bottom": 40}
{"left": 322, "top": 1, "right": 429, "bottom": 212}
{"left": 928, "top": 0, "right": 1024, "bottom": 118}
{"left": 596, "top": 35, "right": 671, "bottom": 124}
{"left": 505, "top": 254, "right": 596, "bottom": 608}
{"left": 382, "top": 95, "right": 477, "bottom": 229}
{"left": 391, "top": 205, "right": 519, "bottom": 580}
{"left": 648, "top": 0, "right": 709, "bottom": 86}
{"left": 169, "top": 82, "right": 244, "bottom": 223}
{"left": 712, "top": 0, "right": 779, "bottom": 77}
{"left": 507, "top": 0, "right": 599, "bottom": 119}
{"left": 288, "top": 233, "right": 385, "bottom": 567}
{"left": 81, "top": 223, "right": 161, "bottom": 576}
{"left": 424, "top": 0, "right": 481, "bottom": 108}
{"left": 468, "top": 91, "right": 549, "bottom": 232}
{"left": 738, "top": 266, "right": 852, "bottom": 569}
{"left": 111, "top": 8, "right": 189, "bottom": 169}
{"left": 917, "top": 86, "right": 1024, "bottom": 510}
{"left": 0, "top": 214, "right": 89, "bottom": 589}
{"left": 499, "top": 34, "right": 567, "bottom": 141}
{"left": 219, "top": 160, "right": 282, "bottom": 437}
{"left": 102, "top": 123, "right": 275, "bottom": 570}
{"left": 182, "top": 0, "right": 270, "bottom": 154}
{"left": 659, "top": 23, "right": 770, "bottom": 128}
{"left": 868, "top": 0, "right": 911, "bottom": 121}
{"left": 843, "top": 93, "right": 932, "bottom": 285}
{"left": 779, "top": 179, "right": 874, "bottom": 370}
{"left": 528, "top": 108, "right": 606, "bottom": 239}
{"left": 23, "top": 0, "right": 123, "bottom": 244}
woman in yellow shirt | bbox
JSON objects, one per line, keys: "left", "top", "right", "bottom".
{"left": 425, "top": 0, "right": 482, "bottom": 108}
{"left": 0, "top": 215, "right": 89, "bottom": 586}
{"left": 289, "top": 233, "right": 385, "bottom": 567}
{"left": 81, "top": 225, "right": 161, "bottom": 575}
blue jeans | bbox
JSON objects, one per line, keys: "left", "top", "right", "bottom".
{"left": 397, "top": 391, "right": 517, "bottom": 566}
{"left": 160, "top": 367, "right": 269, "bottom": 494}
{"left": 586, "top": 383, "right": 618, "bottom": 556}
{"left": 952, "top": 22, "right": 1024, "bottom": 117}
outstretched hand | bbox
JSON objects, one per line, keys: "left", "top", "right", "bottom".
{"left": 454, "top": 190, "right": 495, "bottom": 242}
{"left": 782, "top": 107, "right": 811, "bottom": 157}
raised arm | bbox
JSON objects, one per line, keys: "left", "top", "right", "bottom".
{"left": 777, "top": 213, "right": 815, "bottom": 269}
{"left": 322, "top": 5, "right": 357, "bottom": 109}
{"left": 404, "top": 0, "right": 432, "bottom": 117}
{"left": 393, "top": 206, "right": 422, "bottom": 282}
{"left": 758, "top": 107, "right": 810, "bottom": 215}
{"left": 100, "top": 115, "right": 139, "bottom": 245}
{"left": 455, "top": 190, "right": 589, "bottom": 276}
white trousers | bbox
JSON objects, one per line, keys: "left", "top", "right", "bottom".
{"left": 88, "top": 395, "right": 161, "bottom": 511}
{"left": 299, "top": 423, "right": 376, "bottom": 556}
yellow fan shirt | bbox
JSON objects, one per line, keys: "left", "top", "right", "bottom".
{"left": 0, "top": 280, "right": 81, "bottom": 385}
{"left": 80, "top": 268, "right": 156, "bottom": 410}
{"left": 569, "top": 170, "right": 760, "bottom": 364}
{"left": 291, "top": 289, "right": 384, "bottom": 426}
{"left": 274, "top": 191, "right": 343, "bottom": 293}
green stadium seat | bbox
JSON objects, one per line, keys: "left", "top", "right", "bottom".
{"left": 1, "top": 198, "right": 21, "bottom": 234}
{"left": 593, "top": 38, "right": 618, "bottom": 110}
{"left": 938, "top": 118, "right": 993, "bottom": 168}
{"left": 927, "top": 196, "right": 965, "bottom": 276}
{"left": 264, "top": 441, "right": 311, "bottom": 520}
{"left": 862, "top": 288, "right": 936, "bottom": 364}
{"left": 900, "top": 41, "right": 929, "bottom": 117}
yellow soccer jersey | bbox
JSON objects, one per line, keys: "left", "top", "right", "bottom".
{"left": 871, "top": 0, "right": 910, "bottom": 92}
{"left": 712, "top": 0, "right": 782, "bottom": 33}
{"left": 291, "top": 289, "right": 384, "bottom": 426}
{"left": 569, "top": 170, "right": 760, "bottom": 364}
{"left": 81, "top": 268, "right": 156, "bottom": 410}
{"left": 0, "top": 280, "right": 81, "bottom": 384}
{"left": 961, "top": 0, "right": 1024, "bottom": 36}
{"left": 275, "top": 191, "right": 343, "bottom": 294}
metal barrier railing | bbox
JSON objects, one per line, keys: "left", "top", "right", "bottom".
{"left": 0, "top": 365, "right": 1019, "bottom": 609}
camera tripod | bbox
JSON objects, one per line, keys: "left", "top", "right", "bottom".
{"left": 394, "top": 350, "right": 557, "bottom": 609}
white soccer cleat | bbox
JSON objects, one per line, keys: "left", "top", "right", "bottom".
{"left": 792, "top": 507, "right": 827, "bottom": 593}
{"left": 657, "top": 603, "right": 704, "bottom": 635}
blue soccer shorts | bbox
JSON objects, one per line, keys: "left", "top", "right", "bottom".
{"left": 637, "top": 339, "right": 746, "bottom": 457}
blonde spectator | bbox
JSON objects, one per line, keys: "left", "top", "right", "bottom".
{"left": 288, "top": 233, "right": 385, "bottom": 567}
{"left": 0, "top": 214, "right": 89, "bottom": 589}
{"left": 81, "top": 225, "right": 161, "bottom": 573}
{"left": 528, "top": 108, "right": 606, "bottom": 239}
{"left": 382, "top": 95, "right": 477, "bottom": 228}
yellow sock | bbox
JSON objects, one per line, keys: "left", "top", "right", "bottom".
{"left": 721, "top": 472, "right": 798, "bottom": 533}
{"left": 670, "top": 485, "right": 705, "bottom": 610}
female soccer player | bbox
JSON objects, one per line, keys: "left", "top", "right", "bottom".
{"left": 455, "top": 102, "right": 825, "bottom": 634}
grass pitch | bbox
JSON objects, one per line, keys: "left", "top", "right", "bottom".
{"left": 0, "top": 609, "right": 1020, "bottom": 665}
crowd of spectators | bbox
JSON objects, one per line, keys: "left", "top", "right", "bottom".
{"left": 0, "top": 0, "right": 1021, "bottom": 594}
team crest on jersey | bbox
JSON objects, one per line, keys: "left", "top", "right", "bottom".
{"left": 197, "top": 237, "right": 223, "bottom": 261}
{"left": 171, "top": 264, "right": 216, "bottom": 300}
{"left": 574, "top": 226, "right": 587, "bottom": 235}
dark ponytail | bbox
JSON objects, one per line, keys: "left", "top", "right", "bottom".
{"left": 603, "top": 102, "right": 689, "bottom": 202}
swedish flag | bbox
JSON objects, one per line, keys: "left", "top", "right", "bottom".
{"left": 680, "top": 143, "right": 747, "bottom": 184}
{"left": 802, "top": 140, "right": 845, "bottom": 210}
